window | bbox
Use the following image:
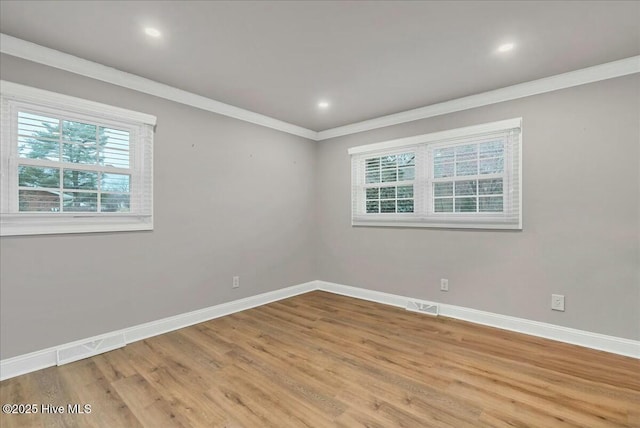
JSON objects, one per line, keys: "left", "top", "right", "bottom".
{"left": 364, "top": 152, "right": 416, "bottom": 214}
{"left": 1, "top": 81, "right": 155, "bottom": 236}
{"left": 350, "top": 118, "right": 522, "bottom": 229}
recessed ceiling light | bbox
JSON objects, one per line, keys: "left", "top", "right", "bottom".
{"left": 318, "top": 101, "right": 330, "bottom": 109}
{"left": 144, "top": 27, "right": 162, "bottom": 38}
{"left": 497, "top": 42, "right": 515, "bottom": 53}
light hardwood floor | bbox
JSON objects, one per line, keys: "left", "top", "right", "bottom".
{"left": 1, "top": 291, "right": 638, "bottom": 427}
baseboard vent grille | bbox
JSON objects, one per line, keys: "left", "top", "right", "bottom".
{"left": 56, "top": 333, "right": 126, "bottom": 366}
{"left": 406, "top": 300, "right": 439, "bottom": 316}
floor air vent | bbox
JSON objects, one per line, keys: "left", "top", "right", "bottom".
{"left": 56, "top": 333, "right": 126, "bottom": 366}
{"left": 406, "top": 300, "right": 439, "bottom": 316}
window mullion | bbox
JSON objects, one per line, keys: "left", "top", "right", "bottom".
{"left": 58, "top": 118, "right": 63, "bottom": 165}
{"left": 422, "top": 144, "right": 430, "bottom": 218}
{"left": 57, "top": 118, "right": 63, "bottom": 212}
{"left": 97, "top": 172, "right": 102, "bottom": 213}
{"left": 58, "top": 162, "right": 64, "bottom": 213}
{"left": 16, "top": 158, "right": 131, "bottom": 175}
{"left": 95, "top": 125, "right": 100, "bottom": 166}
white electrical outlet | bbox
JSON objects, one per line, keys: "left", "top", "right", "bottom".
{"left": 440, "top": 278, "right": 449, "bottom": 291}
{"left": 551, "top": 294, "right": 565, "bottom": 311}
{"left": 232, "top": 276, "right": 240, "bottom": 288}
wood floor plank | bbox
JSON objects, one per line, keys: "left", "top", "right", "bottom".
{"left": 212, "top": 366, "right": 333, "bottom": 428}
{"left": 204, "top": 372, "right": 285, "bottom": 428}
{"left": 110, "top": 374, "right": 189, "bottom": 428}
{"left": 0, "top": 377, "right": 42, "bottom": 428}
{"left": 90, "top": 349, "right": 138, "bottom": 383}
{"left": 1, "top": 291, "right": 638, "bottom": 427}
{"left": 334, "top": 408, "right": 389, "bottom": 428}
{"left": 138, "top": 366, "right": 226, "bottom": 427}
{"left": 57, "top": 359, "right": 142, "bottom": 428}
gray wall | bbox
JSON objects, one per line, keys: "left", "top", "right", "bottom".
{"left": 0, "top": 54, "right": 317, "bottom": 359}
{"left": 1, "top": 55, "right": 638, "bottom": 361}
{"left": 316, "top": 74, "right": 640, "bottom": 340}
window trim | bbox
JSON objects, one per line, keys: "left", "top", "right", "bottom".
{"left": 1, "top": 80, "right": 156, "bottom": 236}
{"left": 349, "top": 118, "right": 522, "bottom": 230}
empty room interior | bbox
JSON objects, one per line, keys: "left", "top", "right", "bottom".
{"left": 0, "top": 1, "right": 639, "bottom": 427}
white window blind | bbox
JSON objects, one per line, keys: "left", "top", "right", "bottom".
{"left": 350, "top": 118, "right": 522, "bottom": 229}
{"left": 0, "top": 81, "right": 155, "bottom": 236}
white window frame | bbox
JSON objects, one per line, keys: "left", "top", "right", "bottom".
{"left": 0, "top": 81, "right": 156, "bottom": 236}
{"left": 349, "top": 118, "right": 522, "bottom": 230}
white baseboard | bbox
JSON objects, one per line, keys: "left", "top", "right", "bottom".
{"left": 2, "top": 279, "right": 637, "bottom": 381}
{"left": 0, "top": 281, "right": 317, "bottom": 381}
{"left": 316, "top": 281, "right": 640, "bottom": 359}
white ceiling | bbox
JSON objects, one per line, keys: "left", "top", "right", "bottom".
{"left": 0, "top": 1, "right": 638, "bottom": 132}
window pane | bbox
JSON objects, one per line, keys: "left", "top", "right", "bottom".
{"left": 63, "top": 192, "right": 98, "bottom": 212}
{"left": 397, "top": 200, "right": 414, "bottom": 213}
{"left": 18, "top": 136, "right": 60, "bottom": 161}
{"left": 455, "top": 180, "right": 477, "bottom": 196}
{"left": 433, "top": 182, "right": 453, "bottom": 197}
{"left": 434, "top": 147, "right": 454, "bottom": 163}
{"left": 455, "top": 144, "right": 477, "bottom": 161}
{"left": 101, "top": 147, "right": 130, "bottom": 169}
{"left": 366, "top": 200, "right": 380, "bottom": 213}
{"left": 397, "top": 153, "right": 415, "bottom": 166}
{"left": 366, "top": 158, "right": 380, "bottom": 171}
{"left": 366, "top": 170, "right": 380, "bottom": 184}
{"left": 456, "top": 160, "right": 478, "bottom": 176}
{"left": 18, "top": 166, "right": 60, "bottom": 188}
{"left": 63, "top": 170, "right": 98, "bottom": 190}
{"left": 381, "top": 169, "right": 397, "bottom": 182}
{"left": 381, "top": 200, "right": 396, "bottom": 213}
{"left": 62, "top": 120, "right": 96, "bottom": 144}
{"left": 397, "top": 185, "right": 413, "bottom": 198}
{"left": 102, "top": 127, "right": 130, "bottom": 151}
{"left": 19, "top": 190, "right": 60, "bottom": 212}
{"left": 434, "top": 198, "right": 453, "bottom": 212}
{"left": 479, "top": 196, "right": 503, "bottom": 212}
{"left": 434, "top": 162, "right": 454, "bottom": 178}
{"left": 365, "top": 158, "right": 381, "bottom": 183}
{"left": 479, "top": 178, "right": 503, "bottom": 195}
{"left": 101, "top": 173, "right": 131, "bottom": 192}
{"left": 18, "top": 112, "right": 59, "bottom": 138}
{"left": 480, "top": 141, "right": 504, "bottom": 158}
{"left": 455, "top": 197, "right": 477, "bottom": 212}
{"left": 381, "top": 155, "right": 397, "bottom": 168}
{"left": 101, "top": 193, "right": 130, "bottom": 212}
{"left": 366, "top": 188, "right": 379, "bottom": 200}
{"left": 62, "top": 142, "right": 98, "bottom": 165}
{"left": 398, "top": 166, "right": 415, "bottom": 181}
{"left": 380, "top": 187, "right": 396, "bottom": 199}
{"left": 479, "top": 157, "right": 504, "bottom": 174}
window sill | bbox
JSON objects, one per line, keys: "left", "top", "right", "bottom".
{"left": 0, "top": 214, "right": 153, "bottom": 236}
{"left": 352, "top": 220, "right": 522, "bottom": 230}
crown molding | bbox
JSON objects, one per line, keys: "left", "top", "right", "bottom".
{"left": 317, "top": 56, "right": 640, "bottom": 141}
{"left": 2, "top": 34, "right": 638, "bottom": 142}
{"left": 0, "top": 34, "right": 319, "bottom": 141}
